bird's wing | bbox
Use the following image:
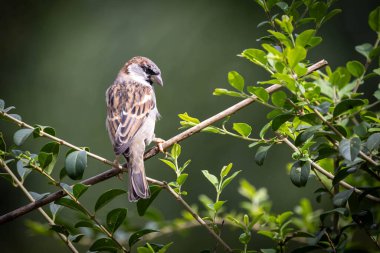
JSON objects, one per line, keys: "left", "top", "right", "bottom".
{"left": 106, "top": 81, "right": 155, "bottom": 154}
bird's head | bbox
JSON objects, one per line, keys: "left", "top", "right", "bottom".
{"left": 122, "top": 56, "right": 163, "bottom": 86}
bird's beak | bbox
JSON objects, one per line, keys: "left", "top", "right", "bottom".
{"left": 151, "top": 74, "right": 163, "bottom": 86}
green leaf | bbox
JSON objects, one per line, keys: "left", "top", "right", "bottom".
{"left": 272, "top": 114, "right": 293, "bottom": 131}
{"left": 324, "top": 9, "right": 342, "bottom": 23}
{"left": 137, "top": 185, "right": 162, "bottom": 216}
{"left": 369, "top": 6, "right": 380, "bottom": 32}
{"left": 295, "top": 125, "right": 322, "bottom": 146}
{"left": 259, "top": 122, "right": 272, "bottom": 139}
{"left": 247, "top": 86, "right": 269, "bottom": 102}
{"left": 177, "top": 173, "right": 188, "bottom": 185}
{"left": 308, "top": 36, "right": 323, "bottom": 48}
{"left": 227, "top": 215, "right": 244, "bottom": 229}
{"left": 232, "top": 123, "right": 252, "bottom": 137}
{"left": 137, "top": 247, "right": 153, "bottom": 253}
{"left": 171, "top": 143, "right": 181, "bottom": 159}
{"left": 95, "top": 189, "right": 126, "bottom": 212}
{"left": 228, "top": 71, "right": 245, "bottom": 92}
{"left": 290, "top": 161, "right": 311, "bottom": 187}
{"left": 262, "top": 43, "right": 282, "bottom": 57}
{"left": 49, "top": 203, "right": 62, "bottom": 221}
{"left": 178, "top": 112, "right": 200, "bottom": 124}
{"left": 16, "top": 159, "right": 31, "bottom": 182}
{"left": 39, "top": 142, "right": 60, "bottom": 175}
{"left": 286, "top": 46, "right": 307, "bottom": 68}
{"left": 65, "top": 150, "right": 87, "bottom": 180}
{"left": 295, "top": 29, "right": 316, "bottom": 47}
{"left": 239, "top": 232, "right": 251, "bottom": 244}
{"left": 333, "top": 189, "right": 354, "bottom": 207}
{"left": 221, "top": 171, "right": 241, "bottom": 191}
{"left": 241, "top": 48, "right": 268, "bottom": 66}
{"left": 89, "top": 238, "right": 120, "bottom": 252}
{"left": 33, "top": 125, "right": 56, "bottom": 138}
{"left": 213, "top": 88, "right": 245, "bottom": 98}
{"left": 333, "top": 167, "right": 355, "bottom": 186}
{"left": 329, "top": 67, "right": 351, "bottom": 89}
{"left": 254, "top": 145, "right": 272, "bottom": 166}
{"left": 73, "top": 183, "right": 89, "bottom": 199}
{"left": 159, "top": 159, "right": 176, "bottom": 172}
{"left": 107, "top": 208, "right": 127, "bottom": 233}
{"left": 277, "top": 211, "right": 293, "bottom": 225}
{"left": 339, "top": 137, "right": 361, "bottom": 161}
{"left": 54, "top": 197, "right": 87, "bottom": 214}
{"left": 346, "top": 61, "right": 365, "bottom": 78}
{"left": 68, "top": 234, "right": 85, "bottom": 243}
{"left": 276, "top": 15, "right": 293, "bottom": 34}
{"left": 271, "top": 91, "right": 287, "bottom": 107}
{"left": 268, "top": 30, "right": 291, "bottom": 47}
{"left": 259, "top": 232, "right": 276, "bottom": 242}
{"left": 370, "top": 46, "right": 380, "bottom": 59}
{"left": 309, "top": 1, "right": 327, "bottom": 22}
{"left": 129, "top": 229, "right": 158, "bottom": 247}
{"left": 220, "top": 163, "right": 233, "bottom": 178}
{"left": 38, "top": 152, "right": 53, "bottom": 170}
{"left": 74, "top": 220, "right": 94, "bottom": 228}
{"left": 272, "top": 73, "right": 296, "bottom": 91}
{"left": 214, "top": 200, "right": 226, "bottom": 212}
{"left": 201, "top": 170, "right": 219, "bottom": 189}
{"left": 366, "top": 133, "right": 380, "bottom": 151}
{"left": 13, "top": 129, "right": 33, "bottom": 146}
{"left": 355, "top": 43, "right": 373, "bottom": 60}
{"left": 333, "top": 99, "right": 365, "bottom": 118}
{"left": 157, "top": 242, "right": 174, "bottom": 253}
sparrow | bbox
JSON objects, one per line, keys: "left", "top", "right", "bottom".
{"left": 106, "top": 56, "right": 164, "bottom": 202}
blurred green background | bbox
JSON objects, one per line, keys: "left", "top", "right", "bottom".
{"left": 0, "top": 0, "right": 378, "bottom": 252}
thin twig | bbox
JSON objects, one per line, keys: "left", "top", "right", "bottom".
{"left": 0, "top": 60, "right": 328, "bottom": 223}
{"left": 0, "top": 159, "right": 79, "bottom": 253}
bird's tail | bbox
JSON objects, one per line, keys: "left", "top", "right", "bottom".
{"left": 124, "top": 146, "right": 150, "bottom": 202}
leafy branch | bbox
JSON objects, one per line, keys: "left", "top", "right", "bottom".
{"left": 0, "top": 59, "right": 326, "bottom": 224}
{"left": 0, "top": 158, "right": 79, "bottom": 253}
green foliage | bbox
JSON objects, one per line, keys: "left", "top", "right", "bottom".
{"left": 94, "top": 189, "right": 126, "bottom": 212}
{"left": 160, "top": 143, "right": 190, "bottom": 195}
{"left": 107, "top": 208, "right": 128, "bottom": 234}
{"left": 1, "top": 1, "right": 380, "bottom": 253}
{"left": 65, "top": 150, "right": 87, "bottom": 180}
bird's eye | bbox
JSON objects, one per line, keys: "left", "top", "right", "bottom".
{"left": 142, "top": 65, "right": 157, "bottom": 75}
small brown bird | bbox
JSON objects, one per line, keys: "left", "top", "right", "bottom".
{"left": 106, "top": 56, "right": 164, "bottom": 202}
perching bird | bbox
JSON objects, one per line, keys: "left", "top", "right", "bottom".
{"left": 106, "top": 56, "right": 164, "bottom": 202}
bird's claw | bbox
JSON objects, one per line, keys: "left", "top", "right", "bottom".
{"left": 153, "top": 137, "right": 166, "bottom": 154}
{"left": 113, "top": 159, "right": 124, "bottom": 180}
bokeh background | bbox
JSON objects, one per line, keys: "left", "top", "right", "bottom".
{"left": 0, "top": 0, "right": 378, "bottom": 252}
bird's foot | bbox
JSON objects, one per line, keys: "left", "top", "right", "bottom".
{"left": 113, "top": 158, "right": 124, "bottom": 180}
{"left": 153, "top": 137, "right": 166, "bottom": 154}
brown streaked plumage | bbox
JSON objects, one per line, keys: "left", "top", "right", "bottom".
{"left": 106, "top": 56, "right": 163, "bottom": 202}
